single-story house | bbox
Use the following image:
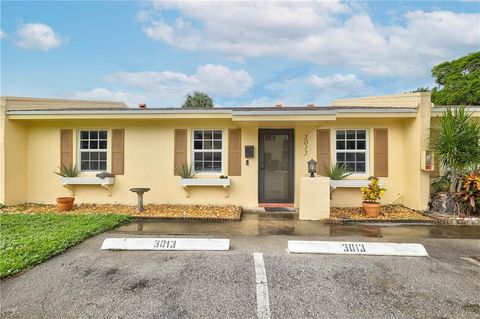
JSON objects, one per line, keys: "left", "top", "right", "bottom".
{"left": 1, "top": 93, "right": 478, "bottom": 218}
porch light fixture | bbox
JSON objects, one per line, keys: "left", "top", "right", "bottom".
{"left": 308, "top": 159, "right": 317, "bottom": 177}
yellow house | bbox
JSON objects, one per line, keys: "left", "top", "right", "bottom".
{"left": 1, "top": 93, "right": 477, "bottom": 215}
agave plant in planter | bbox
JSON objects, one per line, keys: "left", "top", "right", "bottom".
{"left": 323, "top": 164, "right": 352, "bottom": 199}
{"left": 174, "top": 163, "right": 197, "bottom": 179}
{"left": 323, "top": 163, "right": 353, "bottom": 180}
{"left": 54, "top": 165, "right": 79, "bottom": 211}
{"left": 360, "top": 177, "right": 386, "bottom": 218}
{"left": 54, "top": 164, "right": 80, "bottom": 178}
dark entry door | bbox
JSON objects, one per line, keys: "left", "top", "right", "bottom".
{"left": 259, "top": 129, "right": 294, "bottom": 203}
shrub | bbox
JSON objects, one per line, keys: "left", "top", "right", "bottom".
{"left": 434, "top": 107, "right": 480, "bottom": 193}
{"left": 457, "top": 171, "right": 480, "bottom": 215}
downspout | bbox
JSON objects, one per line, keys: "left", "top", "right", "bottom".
{"left": 388, "top": 193, "right": 402, "bottom": 205}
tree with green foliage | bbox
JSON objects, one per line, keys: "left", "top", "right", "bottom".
{"left": 182, "top": 91, "right": 214, "bottom": 108}
{"left": 434, "top": 107, "right": 480, "bottom": 194}
{"left": 431, "top": 52, "right": 480, "bottom": 105}
{"left": 411, "top": 87, "right": 430, "bottom": 93}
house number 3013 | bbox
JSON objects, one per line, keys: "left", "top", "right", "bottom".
{"left": 304, "top": 135, "right": 308, "bottom": 156}
{"left": 153, "top": 240, "right": 177, "bottom": 249}
{"left": 342, "top": 243, "right": 366, "bottom": 253}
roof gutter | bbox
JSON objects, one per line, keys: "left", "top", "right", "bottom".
{"left": 231, "top": 110, "right": 336, "bottom": 116}
{"left": 5, "top": 109, "right": 233, "bottom": 115}
{"left": 5, "top": 107, "right": 422, "bottom": 121}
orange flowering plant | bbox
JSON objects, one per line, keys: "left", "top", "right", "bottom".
{"left": 361, "top": 177, "right": 386, "bottom": 203}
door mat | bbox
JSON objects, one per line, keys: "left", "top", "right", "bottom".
{"left": 264, "top": 207, "right": 296, "bottom": 212}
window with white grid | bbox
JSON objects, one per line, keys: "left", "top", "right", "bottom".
{"left": 79, "top": 130, "right": 108, "bottom": 171}
{"left": 335, "top": 129, "right": 368, "bottom": 173}
{"left": 193, "top": 130, "right": 223, "bottom": 172}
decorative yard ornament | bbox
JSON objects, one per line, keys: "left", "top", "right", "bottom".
{"left": 308, "top": 159, "right": 317, "bottom": 177}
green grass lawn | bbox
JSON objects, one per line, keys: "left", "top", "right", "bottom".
{"left": 0, "top": 213, "right": 132, "bottom": 278}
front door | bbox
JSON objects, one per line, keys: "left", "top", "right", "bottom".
{"left": 258, "top": 129, "right": 294, "bottom": 203}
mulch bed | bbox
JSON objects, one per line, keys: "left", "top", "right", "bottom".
{"left": 0, "top": 203, "right": 242, "bottom": 221}
{"left": 326, "top": 205, "right": 436, "bottom": 224}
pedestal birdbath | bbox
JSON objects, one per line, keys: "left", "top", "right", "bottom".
{"left": 130, "top": 188, "right": 150, "bottom": 212}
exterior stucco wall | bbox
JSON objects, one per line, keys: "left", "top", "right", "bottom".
{"left": 401, "top": 94, "right": 431, "bottom": 210}
{"left": 1, "top": 117, "right": 28, "bottom": 205}
{"left": 2, "top": 96, "right": 127, "bottom": 110}
{"left": 332, "top": 92, "right": 425, "bottom": 108}
{"left": 25, "top": 119, "right": 259, "bottom": 207}
{"left": 315, "top": 118, "right": 406, "bottom": 207}
{"left": 18, "top": 117, "right": 417, "bottom": 209}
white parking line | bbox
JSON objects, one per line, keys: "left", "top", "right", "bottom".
{"left": 253, "top": 252, "right": 271, "bottom": 319}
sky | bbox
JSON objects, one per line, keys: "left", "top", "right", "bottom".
{"left": 1, "top": 0, "right": 479, "bottom": 107}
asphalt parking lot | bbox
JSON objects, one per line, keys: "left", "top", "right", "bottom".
{"left": 1, "top": 229, "right": 479, "bottom": 319}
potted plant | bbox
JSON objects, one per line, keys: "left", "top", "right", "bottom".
{"left": 360, "top": 177, "right": 386, "bottom": 217}
{"left": 54, "top": 165, "right": 79, "bottom": 211}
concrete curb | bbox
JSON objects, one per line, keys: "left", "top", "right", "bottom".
{"left": 323, "top": 218, "right": 447, "bottom": 225}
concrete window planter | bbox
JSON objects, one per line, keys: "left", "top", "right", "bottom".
{"left": 179, "top": 178, "right": 231, "bottom": 198}
{"left": 60, "top": 177, "right": 115, "bottom": 196}
{"left": 330, "top": 179, "right": 371, "bottom": 189}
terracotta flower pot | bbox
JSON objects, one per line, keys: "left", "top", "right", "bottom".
{"left": 56, "top": 197, "right": 75, "bottom": 212}
{"left": 362, "top": 202, "right": 381, "bottom": 218}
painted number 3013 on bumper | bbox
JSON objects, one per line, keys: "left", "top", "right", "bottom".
{"left": 287, "top": 241, "right": 429, "bottom": 257}
{"left": 100, "top": 238, "right": 230, "bottom": 251}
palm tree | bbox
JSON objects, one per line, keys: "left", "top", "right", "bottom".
{"left": 434, "top": 107, "right": 480, "bottom": 193}
{"left": 182, "top": 92, "right": 213, "bottom": 108}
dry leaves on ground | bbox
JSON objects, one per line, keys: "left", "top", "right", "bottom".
{"left": 0, "top": 203, "right": 241, "bottom": 220}
{"left": 330, "top": 205, "right": 432, "bottom": 220}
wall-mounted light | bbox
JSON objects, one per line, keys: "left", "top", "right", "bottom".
{"left": 308, "top": 159, "right": 317, "bottom": 177}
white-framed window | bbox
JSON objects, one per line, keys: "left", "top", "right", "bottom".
{"left": 335, "top": 129, "right": 368, "bottom": 174}
{"left": 192, "top": 129, "right": 223, "bottom": 172}
{"left": 79, "top": 130, "right": 108, "bottom": 171}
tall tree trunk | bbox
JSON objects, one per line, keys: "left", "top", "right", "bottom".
{"left": 450, "top": 169, "right": 459, "bottom": 194}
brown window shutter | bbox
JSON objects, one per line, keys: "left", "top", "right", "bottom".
{"left": 228, "top": 129, "right": 241, "bottom": 176}
{"left": 111, "top": 129, "right": 125, "bottom": 175}
{"left": 316, "top": 129, "right": 331, "bottom": 175}
{"left": 374, "top": 129, "right": 388, "bottom": 177}
{"left": 430, "top": 128, "right": 441, "bottom": 178}
{"left": 174, "top": 129, "right": 187, "bottom": 175}
{"left": 60, "top": 129, "right": 73, "bottom": 168}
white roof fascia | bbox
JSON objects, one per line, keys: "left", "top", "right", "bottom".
{"left": 232, "top": 110, "right": 336, "bottom": 116}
